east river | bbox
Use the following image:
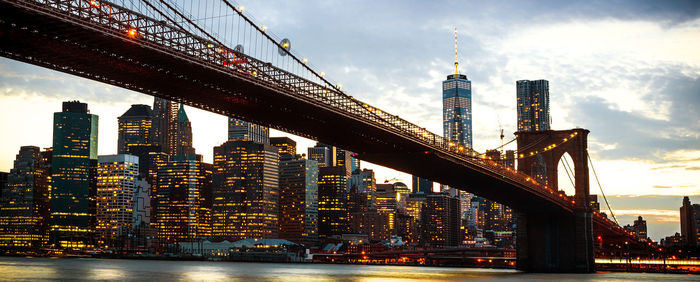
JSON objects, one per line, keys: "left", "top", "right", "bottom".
{"left": 0, "top": 256, "right": 697, "bottom": 281}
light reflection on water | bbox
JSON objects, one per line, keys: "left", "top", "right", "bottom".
{"left": 0, "top": 256, "right": 697, "bottom": 281}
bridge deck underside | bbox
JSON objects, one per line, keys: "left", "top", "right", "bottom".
{"left": 0, "top": 1, "right": 570, "bottom": 213}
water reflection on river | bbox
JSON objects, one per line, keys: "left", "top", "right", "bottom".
{"left": 0, "top": 256, "right": 696, "bottom": 281}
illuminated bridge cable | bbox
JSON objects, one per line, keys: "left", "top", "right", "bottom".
{"left": 588, "top": 151, "right": 618, "bottom": 225}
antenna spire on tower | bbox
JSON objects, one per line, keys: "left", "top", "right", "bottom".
{"left": 454, "top": 27, "right": 459, "bottom": 75}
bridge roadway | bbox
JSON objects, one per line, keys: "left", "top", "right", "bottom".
{"left": 0, "top": 0, "right": 645, "bottom": 272}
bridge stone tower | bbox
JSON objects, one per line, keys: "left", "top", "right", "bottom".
{"left": 515, "top": 128, "right": 595, "bottom": 273}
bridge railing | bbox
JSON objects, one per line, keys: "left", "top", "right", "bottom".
{"left": 17, "top": 0, "right": 576, "bottom": 208}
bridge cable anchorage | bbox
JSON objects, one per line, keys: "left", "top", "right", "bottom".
{"left": 588, "top": 151, "right": 618, "bottom": 225}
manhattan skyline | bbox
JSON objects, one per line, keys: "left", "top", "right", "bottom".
{"left": 0, "top": 0, "right": 699, "bottom": 241}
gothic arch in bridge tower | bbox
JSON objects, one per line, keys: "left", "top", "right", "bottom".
{"left": 515, "top": 128, "right": 590, "bottom": 211}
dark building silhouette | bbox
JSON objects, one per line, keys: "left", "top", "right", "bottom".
{"left": 50, "top": 101, "right": 98, "bottom": 248}
{"left": 278, "top": 156, "right": 318, "bottom": 246}
{"left": 117, "top": 104, "right": 153, "bottom": 154}
{"left": 318, "top": 166, "right": 349, "bottom": 239}
{"left": 412, "top": 176, "right": 433, "bottom": 194}
{"left": 151, "top": 98, "right": 178, "bottom": 155}
{"left": 0, "top": 146, "right": 50, "bottom": 248}
{"left": 173, "top": 104, "right": 195, "bottom": 157}
{"left": 211, "top": 141, "right": 279, "bottom": 241}
{"left": 680, "top": 196, "right": 700, "bottom": 246}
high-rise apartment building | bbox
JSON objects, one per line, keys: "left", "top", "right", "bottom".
{"left": 516, "top": 79, "right": 550, "bottom": 132}
{"left": 117, "top": 105, "right": 153, "bottom": 154}
{"left": 279, "top": 157, "right": 319, "bottom": 246}
{"left": 95, "top": 154, "right": 139, "bottom": 247}
{"left": 0, "top": 146, "right": 50, "bottom": 248}
{"left": 228, "top": 118, "right": 269, "bottom": 144}
{"left": 318, "top": 166, "right": 349, "bottom": 239}
{"left": 50, "top": 101, "right": 98, "bottom": 248}
{"left": 211, "top": 141, "right": 279, "bottom": 241}
{"left": 155, "top": 154, "right": 212, "bottom": 243}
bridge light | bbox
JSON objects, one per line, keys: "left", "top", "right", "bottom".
{"left": 262, "top": 25, "right": 268, "bottom": 31}
{"left": 319, "top": 72, "right": 325, "bottom": 77}
{"left": 424, "top": 150, "right": 430, "bottom": 155}
{"left": 238, "top": 6, "right": 245, "bottom": 12}
{"left": 127, "top": 29, "right": 137, "bottom": 38}
{"left": 302, "top": 58, "right": 308, "bottom": 63}
{"left": 336, "top": 84, "right": 342, "bottom": 90}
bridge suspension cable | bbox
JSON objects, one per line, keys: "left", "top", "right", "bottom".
{"left": 587, "top": 152, "right": 618, "bottom": 225}
{"left": 561, "top": 154, "right": 576, "bottom": 191}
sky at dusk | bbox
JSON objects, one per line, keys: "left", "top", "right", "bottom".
{"left": 1, "top": 0, "right": 699, "bottom": 241}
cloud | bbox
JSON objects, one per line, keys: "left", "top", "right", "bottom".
{"left": 653, "top": 185, "right": 673, "bottom": 189}
{"left": 687, "top": 167, "right": 700, "bottom": 171}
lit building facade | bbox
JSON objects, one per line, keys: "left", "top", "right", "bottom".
{"left": 516, "top": 79, "right": 550, "bottom": 132}
{"left": 421, "top": 192, "right": 461, "bottom": 248}
{"left": 443, "top": 73, "right": 472, "bottom": 149}
{"left": 228, "top": 118, "right": 269, "bottom": 144}
{"left": 270, "top": 137, "right": 297, "bottom": 159}
{"left": 50, "top": 101, "right": 98, "bottom": 248}
{"left": 211, "top": 141, "right": 279, "bottom": 241}
{"left": 155, "top": 154, "right": 212, "bottom": 243}
{"left": 95, "top": 154, "right": 139, "bottom": 247}
{"left": 0, "top": 146, "right": 50, "bottom": 248}
{"left": 348, "top": 169, "right": 376, "bottom": 209}
{"left": 279, "top": 157, "right": 319, "bottom": 246}
{"left": 318, "top": 166, "right": 349, "bottom": 239}
{"left": 117, "top": 104, "right": 152, "bottom": 154}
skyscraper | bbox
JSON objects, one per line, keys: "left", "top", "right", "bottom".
{"left": 211, "top": 141, "right": 279, "bottom": 241}
{"left": 412, "top": 176, "right": 433, "bottom": 194}
{"left": 0, "top": 146, "right": 50, "bottom": 248}
{"left": 50, "top": 101, "right": 98, "bottom": 248}
{"left": 516, "top": 79, "right": 550, "bottom": 132}
{"left": 228, "top": 118, "right": 269, "bottom": 144}
{"left": 318, "top": 166, "right": 349, "bottom": 239}
{"left": 308, "top": 143, "right": 335, "bottom": 168}
{"left": 421, "top": 192, "right": 461, "bottom": 248}
{"left": 516, "top": 80, "right": 550, "bottom": 184}
{"left": 173, "top": 104, "right": 195, "bottom": 157}
{"left": 270, "top": 137, "right": 297, "bottom": 159}
{"left": 95, "top": 154, "right": 139, "bottom": 247}
{"left": 442, "top": 30, "right": 473, "bottom": 149}
{"left": 117, "top": 104, "right": 153, "bottom": 154}
{"left": 151, "top": 98, "right": 178, "bottom": 155}
{"left": 155, "top": 154, "right": 212, "bottom": 243}
{"left": 279, "top": 157, "right": 319, "bottom": 246}
{"left": 680, "top": 196, "right": 700, "bottom": 246}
